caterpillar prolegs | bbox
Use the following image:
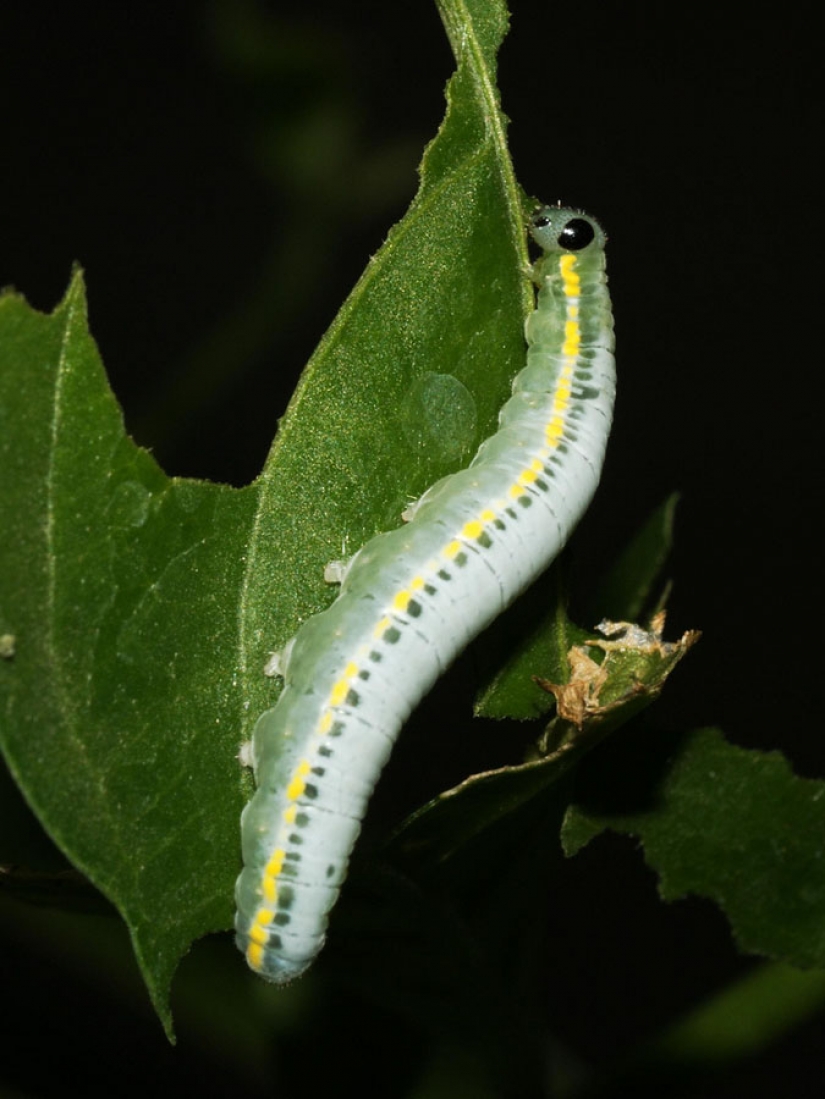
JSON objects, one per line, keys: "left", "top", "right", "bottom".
{"left": 235, "top": 206, "right": 616, "bottom": 982}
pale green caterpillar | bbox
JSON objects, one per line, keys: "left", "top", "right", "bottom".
{"left": 236, "top": 206, "right": 616, "bottom": 982}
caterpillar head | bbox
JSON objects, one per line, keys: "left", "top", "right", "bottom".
{"left": 529, "top": 206, "right": 606, "bottom": 255}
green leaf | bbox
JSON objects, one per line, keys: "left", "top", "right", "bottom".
{"left": 0, "top": 273, "right": 256, "bottom": 1036}
{"left": 0, "top": 0, "right": 525, "bottom": 1034}
{"left": 562, "top": 726, "right": 825, "bottom": 970}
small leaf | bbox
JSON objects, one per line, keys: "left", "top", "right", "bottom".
{"left": 562, "top": 726, "right": 825, "bottom": 970}
{"left": 535, "top": 612, "right": 700, "bottom": 741}
{"left": 389, "top": 616, "right": 698, "bottom": 872}
{"left": 475, "top": 495, "right": 684, "bottom": 722}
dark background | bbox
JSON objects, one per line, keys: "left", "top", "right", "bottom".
{"left": 1, "top": 1, "right": 822, "bottom": 1095}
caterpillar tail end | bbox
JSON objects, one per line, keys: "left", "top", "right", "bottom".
{"left": 234, "top": 915, "right": 321, "bottom": 986}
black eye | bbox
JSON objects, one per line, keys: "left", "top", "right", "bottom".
{"left": 531, "top": 212, "right": 551, "bottom": 229}
{"left": 558, "top": 218, "right": 595, "bottom": 251}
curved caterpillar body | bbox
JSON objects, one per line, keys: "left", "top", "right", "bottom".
{"left": 236, "top": 206, "right": 616, "bottom": 982}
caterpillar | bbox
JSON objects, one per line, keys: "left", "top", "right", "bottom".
{"left": 235, "top": 205, "right": 616, "bottom": 982}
